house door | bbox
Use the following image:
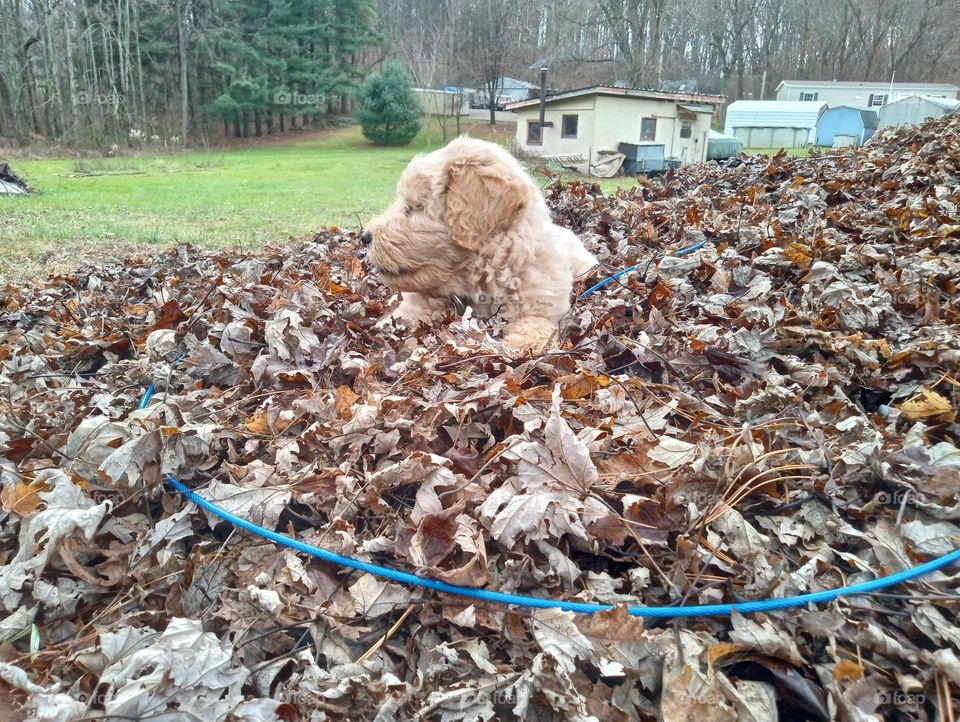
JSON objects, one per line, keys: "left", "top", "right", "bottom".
{"left": 675, "top": 116, "right": 697, "bottom": 162}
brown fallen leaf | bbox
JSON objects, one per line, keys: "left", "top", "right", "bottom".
{"left": 334, "top": 384, "right": 361, "bottom": 419}
{"left": 897, "top": 387, "right": 955, "bottom": 421}
{"left": 244, "top": 410, "right": 272, "bottom": 434}
{"left": 833, "top": 659, "right": 865, "bottom": 681}
{"left": 0, "top": 480, "right": 49, "bottom": 517}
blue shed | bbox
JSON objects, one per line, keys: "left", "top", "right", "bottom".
{"left": 815, "top": 106, "right": 878, "bottom": 147}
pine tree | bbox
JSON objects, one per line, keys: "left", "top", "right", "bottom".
{"left": 356, "top": 62, "right": 421, "bottom": 146}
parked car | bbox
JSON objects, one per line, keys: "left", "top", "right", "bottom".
{"left": 471, "top": 95, "right": 510, "bottom": 111}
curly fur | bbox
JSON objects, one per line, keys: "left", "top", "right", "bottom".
{"left": 364, "top": 137, "right": 597, "bottom": 350}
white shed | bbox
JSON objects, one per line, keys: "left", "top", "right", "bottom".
{"left": 724, "top": 100, "right": 827, "bottom": 148}
{"left": 878, "top": 95, "right": 960, "bottom": 130}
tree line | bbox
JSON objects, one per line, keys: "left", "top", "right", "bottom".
{"left": 2, "top": 0, "right": 958, "bottom": 147}
{"left": 383, "top": 0, "right": 960, "bottom": 107}
{"left": 0, "top": 0, "right": 379, "bottom": 146}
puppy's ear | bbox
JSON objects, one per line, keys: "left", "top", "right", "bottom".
{"left": 445, "top": 157, "right": 527, "bottom": 250}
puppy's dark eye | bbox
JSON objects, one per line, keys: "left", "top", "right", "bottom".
{"left": 405, "top": 203, "right": 420, "bottom": 216}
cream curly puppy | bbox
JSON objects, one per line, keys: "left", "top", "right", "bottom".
{"left": 362, "top": 137, "right": 597, "bottom": 351}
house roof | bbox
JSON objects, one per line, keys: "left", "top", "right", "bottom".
{"left": 677, "top": 103, "right": 715, "bottom": 114}
{"left": 777, "top": 79, "right": 960, "bottom": 92}
{"left": 508, "top": 85, "right": 726, "bottom": 110}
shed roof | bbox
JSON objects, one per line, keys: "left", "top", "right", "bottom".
{"left": 509, "top": 85, "right": 726, "bottom": 110}
{"left": 777, "top": 79, "right": 959, "bottom": 92}
{"left": 917, "top": 95, "right": 960, "bottom": 110}
{"left": 859, "top": 109, "right": 879, "bottom": 129}
{"left": 818, "top": 105, "right": 879, "bottom": 130}
{"left": 728, "top": 100, "right": 826, "bottom": 113}
{"left": 879, "top": 95, "right": 960, "bottom": 112}
{"left": 724, "top": 100, "right": 827, "bottom": 132}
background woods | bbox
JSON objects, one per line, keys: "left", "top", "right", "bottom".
{"left": 0, "top": 0, "right": 381, "bottom": 146}
{"left": 1, "top": 0, "right": 959, "bottom": 147}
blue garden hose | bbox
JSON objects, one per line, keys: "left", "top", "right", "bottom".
{"left": 579, "top": 239, "right": 708, "bottom": 299}
{"left": 165, "top": 475, "right": 959, "bottom": 618}
{"left": 150, "top": 250, "right": 958, "bottom": 618}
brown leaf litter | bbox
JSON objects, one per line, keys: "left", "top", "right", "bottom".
{"left": 1, "top": 115, "right": 959, "bottom": 721}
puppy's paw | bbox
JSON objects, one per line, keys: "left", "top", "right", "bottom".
{"left": 502, "top": 334, "right": 549, "bottom": 355}
{"left": 502, "top": 317, "right": 558, "bottom": 355}
{"left": 393, "top": 292, "right": 442, "bottom": 324}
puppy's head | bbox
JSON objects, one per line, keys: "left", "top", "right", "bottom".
{"left": 363, "top": 138, "right": 528, "bottom": 293}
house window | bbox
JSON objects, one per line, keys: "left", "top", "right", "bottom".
{"left": 526, "top": 121, "right": 542, "bottom": 145}
{"left": 800, "top": 92, "right": 819, "bottom": 101}
{"left": 561, "top": 114, "right": 578, "bottom": 138}
{"left": 640, "top": 117, "right": 657, "bottom": 141}
{"left": 679, "top": 120, "right": 693, "bottom": 139}
{"left": 869, "top": 93, "right": 887, "bottom": 107}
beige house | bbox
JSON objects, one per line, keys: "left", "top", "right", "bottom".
{"left": 510, "top": 86, "right": 726, "bottom": 171}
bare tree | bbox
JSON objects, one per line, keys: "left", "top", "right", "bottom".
{"left": 176, "top": 0, "right": 190, "bottom": 143}
{"left": 451, "top": 0, "right": 527, "bottom": 124}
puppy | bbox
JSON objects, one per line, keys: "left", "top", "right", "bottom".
{"left": 362, "top": 137, "right": 597, "bottom": 351}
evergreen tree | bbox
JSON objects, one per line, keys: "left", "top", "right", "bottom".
{"left": 356, "top": 62, "right": 421, "bottom": 146}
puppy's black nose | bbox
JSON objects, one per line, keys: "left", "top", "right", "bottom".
{"left": 360, "top": 230, "right": 372, "bottom": 245}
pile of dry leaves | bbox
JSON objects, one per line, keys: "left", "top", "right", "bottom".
{"left": 1, "top": 114, "right": 959, "bottom": 722}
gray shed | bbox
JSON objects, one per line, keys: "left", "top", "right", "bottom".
{"left": 878, "top": 95, "right": 960, "bottom": 129}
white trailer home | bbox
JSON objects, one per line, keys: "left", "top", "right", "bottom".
{"left": 775, "top": 80, "right": 959, "bottom": 111}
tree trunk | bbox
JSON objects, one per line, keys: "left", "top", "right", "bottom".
{"left": 176, "top": 0, "right": 190, "bottom": 143}
{"left": 132, "top": 0, "right": 147, "bottom": 130}
{"left": 63, "top": 4, "right": 77, "bottom": 139}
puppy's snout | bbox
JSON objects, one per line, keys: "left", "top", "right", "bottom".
{"left": 360, "top": 230, "right": 373, "bottom": 246}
